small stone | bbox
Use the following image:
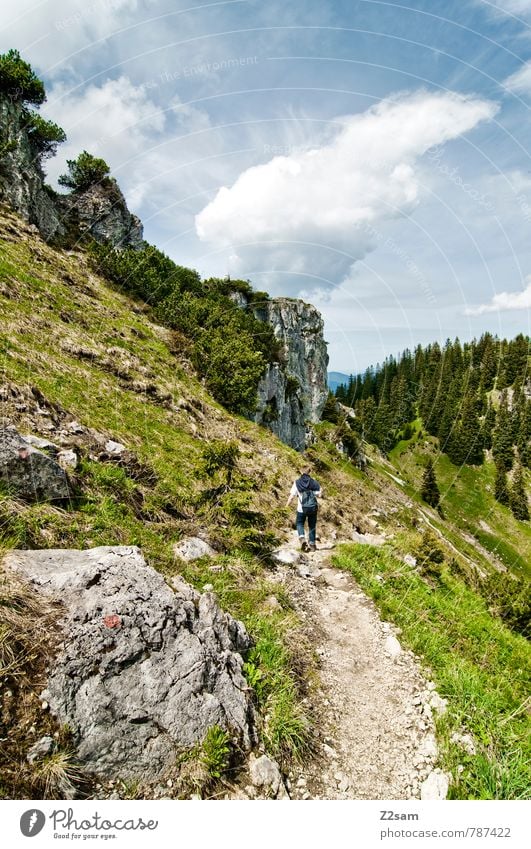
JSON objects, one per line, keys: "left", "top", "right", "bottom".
{"left": 105, "top": 440, "right": 126, "bottom": 455}
{"left": 384, "top": 635, "right": 402, "bottom": 657}
{"left": 272, "top": 547, "right": 300, "bottom": 565}
{"left": 27, "top": 736, "right": 54, "bottom": 764}
{"left": 296, "top": 777, "right": 307, "bottom": 788}
{"left": 67, "top": 420, "right": 85, "bottom": 434}
{"left": 173, "top": 536, "right": 216, "bottom": 562}
{"left": 403, "top": 554, "right": 417, "bottom": 567}
{"left": 420, "top": 769, "right": 450, "bottom": 800}
{"left": 451, "top": 731, "right": 477, "bottom": 755}
{"left": 40, "top": 700, "right": 49, "bottom": 710}
{"left": 57, "top": 449, "right": 78, "bottom": 470}
{"left": 202, "top": 584, "right": 214, "bottom": 593}
{"left": 429, "top": 692, "right": 448, "bottom": 715}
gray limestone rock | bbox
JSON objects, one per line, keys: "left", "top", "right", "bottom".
{"left": 253, "top": 298, "right": 329, "bottom": 451}
{"left": 420, "top": 769, "right": 450, "bottom": 800}
{"left": 0, "top": 426, "right": 71, "bottom": 501}
{"left": 0, "top": 99, "right": 64, "bottom": 241}
{"left": 249, "top": 754, "right": 289, "bottom": 799}
{"left": 173, "top": 536, "right": 216, "bottom": 562}
{"left": 56, "top": 182, "right": 143, "bottom": 250}
{"left": 26, "top": 735, "right": 55, "bottom": 764}
{"left": 3, "top": 546, "right": 255, "bottom": 782}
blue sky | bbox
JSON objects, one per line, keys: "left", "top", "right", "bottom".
{"left": 2, "top": 0, "right": 531, "bottom": 371}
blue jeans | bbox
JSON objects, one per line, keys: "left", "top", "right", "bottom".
{"left": 297, "top": 510, "right": 317, "bottom": 544}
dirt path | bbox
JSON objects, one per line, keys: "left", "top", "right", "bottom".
{"left": 272, "top": 532, "right": 447, "bottom": 800}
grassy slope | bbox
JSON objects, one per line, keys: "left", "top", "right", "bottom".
{"left": 387, "top": 432, "right": 531, "bottom": 578}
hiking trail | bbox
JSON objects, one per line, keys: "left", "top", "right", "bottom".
{"left": 270, "top": 531, "right": 448, "bottom": 800}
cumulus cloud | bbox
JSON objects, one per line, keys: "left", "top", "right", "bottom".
{"left": 465, "top": 279, "right": 531, "bottom": 314}
{"left": 41, "top": 76, "right": 166, "bottom": 186}
{"left": 195, "top": 91, "right": 498, "bottom": 288}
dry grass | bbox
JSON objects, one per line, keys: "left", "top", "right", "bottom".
{"left": 0, "top": 564, "right": 69, "bottom": 798}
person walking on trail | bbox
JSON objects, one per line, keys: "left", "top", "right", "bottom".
{"left": 286, "top": 465, "right": 322, "bottom": 551}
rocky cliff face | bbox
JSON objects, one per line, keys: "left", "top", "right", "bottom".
{"left": 245, "top": 297, "right": 329, "bottom": 451}
{"left": 0, "top": 96, "right": 142, "bottom": 248}
{"left": 56, "top": 181, "right": 143, "bottom": 249}
{"left": 0, "top": 98, "right": 63, "bottom": 240}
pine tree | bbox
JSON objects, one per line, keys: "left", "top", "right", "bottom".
{"left": 510, "top": 464, "right": 529, "bottom": 521}
{"left": 494, "top": 459, "right": 510, "bottom": 506}
{"left": 517, "top": 400, "right": 531, "bottom": 468}
{"left": 459, "top": 393, "right": 484, "bottom": 465}
{"left": 420, "top": 459, "right": 440, "bottom": 508}
{"left": 492, "top": 391, "right": 514, "bottom": 471}
{"left": 482, "top": 400, "right": 496, "bottom": 450}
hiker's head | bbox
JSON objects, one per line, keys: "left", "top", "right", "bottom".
{"left": 299, "top": 464, "right": 311, "bottom": 476}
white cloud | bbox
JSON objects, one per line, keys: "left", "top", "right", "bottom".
{"left": 465, "top": 279, "right": 531, "bottom": 314}
{"left": 488, "top": 0, "right": 531, "bottom": 15}
{"left": 41, "top": 76, "right": 166, "bottom": 186}
{"left": 195, "top": 91, "right": 498, "bottom": 288}
{"left": 504, "top": 62, "right": 531, "bottom": 94}
{"left": 0, "top": 0, "right": 150, "bottom": 73}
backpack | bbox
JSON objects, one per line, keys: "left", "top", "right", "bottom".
{"left": 297, "top": 479, "right": 318, "bottom": 513}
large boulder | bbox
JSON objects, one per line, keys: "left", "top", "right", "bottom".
{"left": 0, "top": 426, "right": 71, "bottom": 501}
{"left": 3, "top": 546, "right": 255, "bottom": 782}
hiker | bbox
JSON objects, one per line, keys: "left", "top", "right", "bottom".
{"left": 286, "top": 464, "right": 322, "bottom": 551}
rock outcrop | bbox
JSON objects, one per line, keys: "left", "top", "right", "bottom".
{"left": 254, "top": 298, "right": 328, "bottom": 450}
{"left": 3, "top": 546, "right": 255, "bottom": 782}
{"left": 0, "top": 98, "right": 64, "bottom": 240}
{"left": 0, "top": 425, "right": 71, "bottom": 501}
{"left": 230, "top": 293, "right": 329, "bottom": 450}
{"left": 0, "top": 96, "right": 142, "bottom": 248}
{"left": 56, "top": 181, "right": 143, "bottom": 249}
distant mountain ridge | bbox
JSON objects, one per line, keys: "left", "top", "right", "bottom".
{"left": 328, "top": 371, "right": 351, "bottom": 392}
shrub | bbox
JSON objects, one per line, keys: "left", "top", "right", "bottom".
{"left": 482, "top": 572, "right": 530, "bottom": 639}
{"left": 415, "top": 528, "right": 445, "bottom": 579}
{"left": 200, "top": 726, "right": 232, "bottom": 781}
{"left": 23, "top": 111, "right": 66, "bottom": 161}
{"left": 0, "top": 49, "right": 45, "bottom": 105}
{"left": 58, "top": 150, "right": 111, "bottom": 192}
{"left": 201, "top": 440, "right": 241, "bottom": 488}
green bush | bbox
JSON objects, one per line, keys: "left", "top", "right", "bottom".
{"left": 23, "top": 111, "right": 66, "bottom": 160}
{"left": 482, "top": 572, "right": 530, "bottom": 639}
{"left": 0, "top": 49, "right": 45, "bottom": 105}
{"left": 200, "top": 440, "right": 241, "bottom": 488}
{"left": 58, "top": 150, "right": 111, "bottom": 192}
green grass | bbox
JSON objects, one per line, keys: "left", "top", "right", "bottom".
{"left": 333, "top": 543, "right": 531, "bottom": 799}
